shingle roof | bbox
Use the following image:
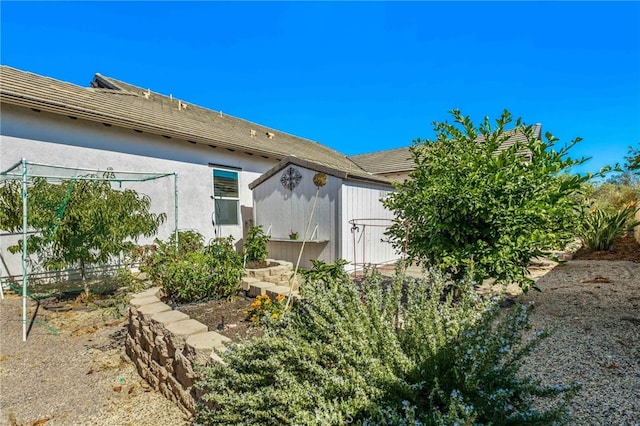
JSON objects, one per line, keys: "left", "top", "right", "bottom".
{"left": 1, "top": 66, "right": 387, "bottom": 183}
{"left": 348, "top": 147, "right": 414, "bottom": 175}
{"left": 348, "top": 125, "right": 541, "bottom": 175}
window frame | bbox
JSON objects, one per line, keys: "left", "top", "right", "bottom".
{"left": 212, "top": 167, "right": 240, "bottom": 226}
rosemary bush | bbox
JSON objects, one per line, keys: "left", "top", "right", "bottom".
{"left": 195, "top": 264, "right": 578, "bottom": 425}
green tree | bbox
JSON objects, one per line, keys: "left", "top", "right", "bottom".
{"left": 624, "top": 143, "right": 640, "bottom": 175}
{"left": 383, "top": 110, "right": 591, "bottom": 289}
{"left": 0, "top": 175, "right": 166, "bottom": 284}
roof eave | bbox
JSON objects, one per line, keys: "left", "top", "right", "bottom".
{"left": 249, "top": 156, "right": 392, "bottom": 190}
{"left": 0, "top": 91, "right": 284, "bottom": 160}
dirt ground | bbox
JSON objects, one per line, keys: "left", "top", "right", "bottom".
{"left": 0, "top": 295, "right": 188, "bottom": 425}
{"left": 572, "top": 232, "right": 640, "bottom": 262}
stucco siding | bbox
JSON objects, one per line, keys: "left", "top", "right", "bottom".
{"left": 0, "top": 104, "right": 275, "bottom": 278}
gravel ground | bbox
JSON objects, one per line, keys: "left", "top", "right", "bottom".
{"left": 1, "top": 260, "right": 638, "bottom": 425}
{"left": 519, "top": 260, "right": 640, "bottom": 426}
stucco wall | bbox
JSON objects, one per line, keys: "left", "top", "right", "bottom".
{"left": 0, "top": 104, "right": 275, "bottom": 278}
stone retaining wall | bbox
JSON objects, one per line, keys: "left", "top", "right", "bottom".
{"left": 125, "top": 259, "right": 299, "bottom": 416}
{"left": 125, "top": 287, "right": 230, "bottom": 416}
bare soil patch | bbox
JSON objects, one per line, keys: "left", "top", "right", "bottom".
{"left": 175, "top": 295, "right": 263, "bottom": 341}
{"left": 572, "top": 232, "right": 640, "bottom": 262}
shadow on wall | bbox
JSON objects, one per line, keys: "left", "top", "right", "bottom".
{"left": 238, "top": 205, "right": 254, "bottom": 252}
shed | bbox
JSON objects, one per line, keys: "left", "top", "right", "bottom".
{"left": 249, "top": 156, "right": 400, "bottom": 271}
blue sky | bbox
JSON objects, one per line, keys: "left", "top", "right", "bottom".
{"left": 1, "top": 1, "right": 638, "bottom": 175}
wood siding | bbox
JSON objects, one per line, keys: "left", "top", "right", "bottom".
{"left": 252, "top": 166, "right": 341, "bottom": 269}
{"left": 339, "top": 182, "right": 399, "bottom": 272}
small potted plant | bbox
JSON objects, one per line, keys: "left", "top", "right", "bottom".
{"left": 289, "top": 230, "right": 299, "bottom": 240}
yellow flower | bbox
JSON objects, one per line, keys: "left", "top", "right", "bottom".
{"left": 271, "top": 313, "right": 279, "bottom": 319}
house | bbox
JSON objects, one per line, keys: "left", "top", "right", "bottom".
{"left": 0, "top": 66, "right": 397, "bottom": 275}
{"left": 1, "top": 66, "right": 543, "bottom": 278}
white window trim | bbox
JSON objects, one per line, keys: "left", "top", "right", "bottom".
{"left": 212, "top": 167, "right": 240, "bottom": 227}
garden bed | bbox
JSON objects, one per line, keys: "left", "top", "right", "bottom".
{"left": 175, "top": 295, "right": 263, "bottom": 341}
{"left": 573, "top": 232, "right": 640, "bottom": 262}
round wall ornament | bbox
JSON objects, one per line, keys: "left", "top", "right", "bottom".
{"left": 280, "top": 166, "right": 302, "bottom": 190}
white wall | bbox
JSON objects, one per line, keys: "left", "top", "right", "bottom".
{"left": 0, "top": 104, "right": 275, "bottom": 278}
{"left": 252, "top": 165, "right": 342, "bottom": 269}
{"left": 252, "top": 164, "right": 399, "bottom": 270}
{"left": 339, "top": 182, "right": 399, "bottom": 272}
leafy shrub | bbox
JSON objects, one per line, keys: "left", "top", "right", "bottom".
{"left": 195, "top": 267, "right": 578, "bottom": 425}
{"left": 244, "top": 225, "right": 270, "bottom": 264}
{"left": 383, "top": 110, "right": 591, "bottom": 290}
{"left": 202, "top": 236, "right": 244, "bottom": 298}
{"left": 143, "top": 233, "right": 243, "bottom": 303}
{"left": 244, "top": 294, "right": 289, "bottom": 324}
{"left": 299, "top": 258, "right": 350, "bottom": 286}
{"left": 585, "top": 181, "right": 640, "bottom": 212}
{"left": 578, "top": 202, "right": 640, "bottom": 251}
{"left": 162, "top": 252, "right": 217, "bottom": 302}
{"left": 139, "top": 230, "right": 205, "bottom": 285}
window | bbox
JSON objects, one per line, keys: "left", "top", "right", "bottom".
{"left": 213, "top": 168, "right": 239, "bottom": 226}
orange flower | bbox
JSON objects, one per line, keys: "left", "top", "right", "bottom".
{"left": 275, "top": 294, "right": 285, "bottom": 302}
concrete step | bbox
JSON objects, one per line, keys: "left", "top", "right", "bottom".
{"left": 248, "top": 281, "right": 277, "bottom": 297}
{"left": 240, "top": 276, "right": 260, "bottom": 291}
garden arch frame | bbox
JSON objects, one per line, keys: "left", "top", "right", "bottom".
{"left": 0, "top": 158, "right": 179, "bottom": 341}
